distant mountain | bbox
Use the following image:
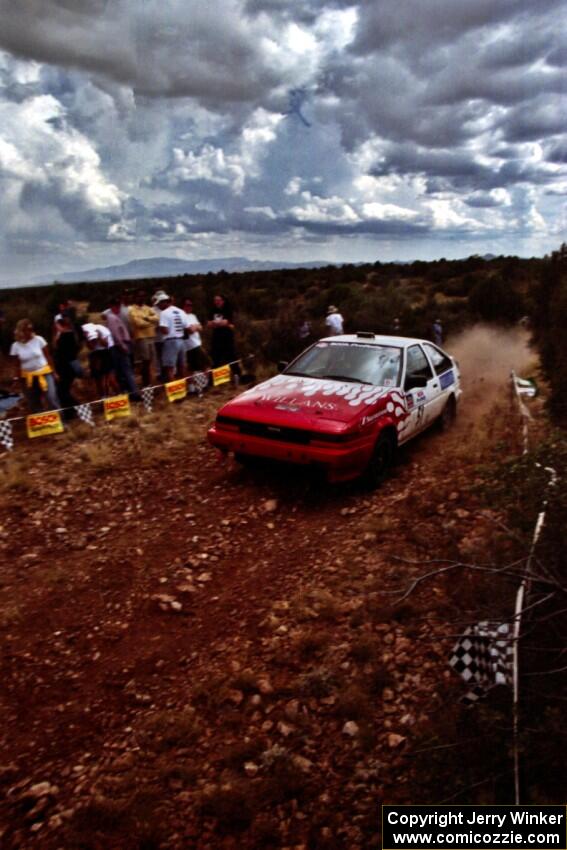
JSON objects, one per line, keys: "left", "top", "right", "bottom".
{"left": 33, "top": 256, "right": 332, "bottom": 285}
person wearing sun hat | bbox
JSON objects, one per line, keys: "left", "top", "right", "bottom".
{"left": 325, "top": 305, "right": 344, "bottom": 336}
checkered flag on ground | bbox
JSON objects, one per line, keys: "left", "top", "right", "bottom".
{"left": 141, "top": 386, "right": 155, "bottom": 412}
{"left": 0, "top": 420, "right": 14, "bottom": 451}
{"left": 191, "top": 372, "right": 209, "bottom": 394}
{"left": 75, "top": 403, "right": 95, "bottom": 427}
{"left": 449, "top": 621, "right": 513, "bottom": 706}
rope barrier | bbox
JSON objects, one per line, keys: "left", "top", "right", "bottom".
{"left": 509, "top": 369, "right": 558, "bottom": 804}
{"left": 0, "top": 355, "right": 251, "bottom": 451}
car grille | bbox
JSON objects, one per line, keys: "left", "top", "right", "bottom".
{"left": 216, "top": 415, "right": 350, "bottom": 444}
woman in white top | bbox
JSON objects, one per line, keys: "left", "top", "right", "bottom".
{"left": 10, "top": 319, "right": 61, "bottom": 412}
{"left": 182, "top": 298, "right": 205, "bottom": 374}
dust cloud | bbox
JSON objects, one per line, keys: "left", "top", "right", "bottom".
{"left": 446, "top": 323, "right": 535, "bottom": 420}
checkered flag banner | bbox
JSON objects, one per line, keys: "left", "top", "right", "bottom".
{"left": 0, "top": 420, "right": 14, "bottom": 451}
{"left": 75, "top": 403, "right": 95, "bottom": 427}
{"left": 191, "top": 372, "right": 209, "bottom": 394}
{"left": 141, "top": 386, "right": 155, "bottom": 412}
{"left": 449, "top": 621, "right": 513, "bottom": 706}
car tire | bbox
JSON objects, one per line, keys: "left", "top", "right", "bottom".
{"left": 439, "top": 395, "right": 457, "bottom": 431}
{"left": 235, "top": 452, "right": 256, "bottom": 467}
{"left": 362, "top": 431, "right": 396, "bottom": 489}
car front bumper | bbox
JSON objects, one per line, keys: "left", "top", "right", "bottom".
{"left": 207, "top": 424, "right": 373, "bottom": 482}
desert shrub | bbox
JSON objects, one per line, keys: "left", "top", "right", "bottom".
{"left": 529, "top": 243, "right": 567, "bottom": 421}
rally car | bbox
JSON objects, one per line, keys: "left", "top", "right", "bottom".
{"left": 207, "top": 333, "right": 461, "bottom": 486}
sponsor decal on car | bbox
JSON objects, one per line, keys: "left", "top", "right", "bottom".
{"left": 439, "top": 369, "right": 455, "bottom": 390}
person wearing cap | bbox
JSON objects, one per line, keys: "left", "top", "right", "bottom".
{"left": 325, "top": 305, "right": 344, "bottom": 336}
{"left": 156, "top": 293, "right": 190, "bottom": 382}
{"left": 129, "top": 290, "right": 159, "bottom": 387}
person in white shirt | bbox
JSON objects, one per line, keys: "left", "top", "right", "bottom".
{"left": 10, "top": 319, "right": 60, "bottom": 412}
{"left": 182, "top": 298, "right": 205, "bottom": 373}
{"left": 325, "top": 305, "right": 344, "bottom": 335}
{"left": 156, "top": 293, "right": 190, "bottom": 381}
{"left": 82, "top": 322, "right": 119, "bottom": 398}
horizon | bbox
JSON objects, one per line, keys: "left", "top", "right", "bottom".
{"left": 0, "top": 249, "right": 543, "bottom": 293}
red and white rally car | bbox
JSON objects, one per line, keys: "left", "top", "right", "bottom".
{"left": 208, "top": 333, "right": 461, "bottom": 486}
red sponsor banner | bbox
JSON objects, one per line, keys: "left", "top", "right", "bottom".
{"left": 26, "top": 410, "right": 64, "bottom": 439}
{"left": 103, "top": 394, "right": 131, "bottom": 421}
{"left": 165, "top": 378, "right": 187, "bottom": 403}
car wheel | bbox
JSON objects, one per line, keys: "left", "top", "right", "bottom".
{"left": 439, "top": 396, "right": 457, "bottom": 431}
{"left": 362, "top": 432, "right": 396, "bottom": 489}
{"left": 235, "top": 452, "right": 255, "bottom": 467}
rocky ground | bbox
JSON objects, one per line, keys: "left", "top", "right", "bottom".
{"left": 0, "top": 328, "right": 538, "bottom": 849}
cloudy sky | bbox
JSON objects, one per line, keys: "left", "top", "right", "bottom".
{"left": 0, "top": 0, "right": 565, "bottom": 282}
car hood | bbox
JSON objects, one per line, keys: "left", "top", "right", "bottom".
{"left": 220, "top": 374, "right": 402, "bottom": 427}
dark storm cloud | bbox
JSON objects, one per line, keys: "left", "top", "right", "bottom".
{"left": 544, "top": 139, "right": 567, "bottom": 164}
{"left": 464, "top": 192, "right": 506, "bottom": 209}
{"left": 0, "top": 0, "right": 282, "bottom": 107}
{"left": 19, "top": 177, "right": 122, "bottom": 238}
{"left": 372, "top": 142, "right": 560, "bottom": 194}
{"left": 498, "top": 97, "right": 567, "bottom": 142}
{"left": 351, "top": 0, "right": 565, "bottom": 55}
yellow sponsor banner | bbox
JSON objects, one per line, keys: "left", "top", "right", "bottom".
{"left": 26, "top": 410, "right": 64, "bottom": 439}
{"left": 165, "top": 378, "right": 187, "bottom": 403}
{"left": 104, "top": 394, "right": 131, "bottom": 422}
{"left": 212, "top": 364, "right": 232, "bottom": 386}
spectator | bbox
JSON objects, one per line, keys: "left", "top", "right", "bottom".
{"left": 54, "top": 311, "right": 82, "bottom": 415}
{"left": 102, "top": 293, "right": 132, "bottom": 334}
{"left": 152, "top": 291, "right": 168, "bottom": 381}
{"left": 82, "top": 321, "right": 119, "bottom": 399}
{"left": 207, "top": 294, "right": 241, "bottom": 384}
{"left": 105, "top": 298, "right": 140, "bottom": 400}
{"left": 392, "top": 317, "right": 401, "bottom": 334}
{"left": 325, "top": 305, "right": 344, "bottom": 336}
{"left": 129, "top": 290, "right": 159, "bottom": 387}
{"left": 10, "top": 318, "right": 61, "bottom": 412}
{"left": 298, "top": 317, "right": 312, "bottom": 344}
{"left": 156, "top": 293, "right": 190, "bottom": 382}
{"left": 182, "top": 298, "right": 206, "bottom": 374}
{"left": 432, "top": 318, "right": 443, "bottom": 346}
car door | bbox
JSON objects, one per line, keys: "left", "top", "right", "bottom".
{"left": 403, "top": 344, "right": 438, "bottom": 438}
{"left": 423, "top": 343, "right": 456, "bottom": 419}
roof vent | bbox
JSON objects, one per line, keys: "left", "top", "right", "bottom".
{"left": 356, "top": 331, "right": 375, "bottom": 339}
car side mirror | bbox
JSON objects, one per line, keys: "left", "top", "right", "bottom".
{"left": 405, "top": 375, "right": 427, "bottom": 390}
{"left": 277, "top": 361, "right": 289, "bottom": 373}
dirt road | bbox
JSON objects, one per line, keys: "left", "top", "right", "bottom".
{"left": 0, "top": 327, "right": 534, "bottom": 849}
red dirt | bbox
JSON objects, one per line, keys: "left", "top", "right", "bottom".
{"left": 0, "top": 328, "right": 535, "bottom": 849}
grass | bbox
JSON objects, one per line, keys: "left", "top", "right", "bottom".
{"left": 0, "top": 457, "right": 34, "bottom": 493}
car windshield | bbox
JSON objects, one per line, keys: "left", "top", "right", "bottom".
{"left": 286, "top": 342, "right": 402, "bottom": 387}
